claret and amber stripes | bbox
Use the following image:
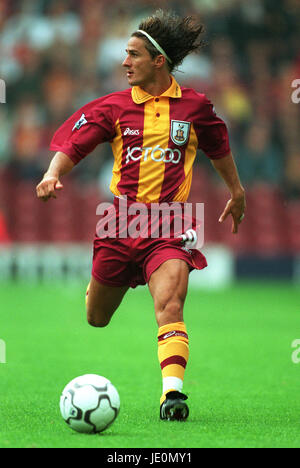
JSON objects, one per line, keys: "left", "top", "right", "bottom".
{"left": 160, "top": 355, "right": 187, "bottom": 371}
{"left": 110, "top": 76, "right": 199, "bottom": 204}
{"left": 50, "top": 77, "right": 230, "bottom": 205}
{"left": 157, "top": 322, "right": 189, "bottom": 403}
{"left": 136, "top": 96, "right": 171, "bottom": 203}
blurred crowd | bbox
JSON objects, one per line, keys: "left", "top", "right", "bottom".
{"left": 0, "top": 0, "right": 299, "bottom": 201}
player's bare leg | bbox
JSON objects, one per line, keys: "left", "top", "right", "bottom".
{"left": 148, "top": 258, "right": 190, "bottom": 420}
{"left": 148, "top": 258, "right": 189, "bottom": 326}
{"left": 86, "top": 277, "right": 129, "bottom": 327}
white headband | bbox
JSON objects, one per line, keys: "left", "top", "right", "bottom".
{"left": 137, "top": 30, "right": 172, "bottom": 64}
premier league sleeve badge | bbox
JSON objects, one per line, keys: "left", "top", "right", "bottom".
{"left": 72, "top": 113, "right": 88, "bottom": 132}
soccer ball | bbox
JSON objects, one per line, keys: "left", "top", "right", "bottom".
{"left": 59, "top": 374, "right": 120, "bottom": 433}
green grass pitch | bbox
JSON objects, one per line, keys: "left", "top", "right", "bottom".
{"left": 0, "top": 280, "right": 299, "bottom": 448}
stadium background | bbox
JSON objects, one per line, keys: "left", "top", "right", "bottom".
{"left": 0, "top": 0, "right": 300, "bottom": 449}
{"left": 0, "top": 0, "right": 300, "bottom": 285}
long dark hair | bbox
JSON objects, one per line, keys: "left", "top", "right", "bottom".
{"left": 132, "top": 9, "right": 205, "bottom": 73}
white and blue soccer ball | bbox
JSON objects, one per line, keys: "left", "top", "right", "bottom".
{"left": 59, "top": 374, "right": 120, "bottom": 433}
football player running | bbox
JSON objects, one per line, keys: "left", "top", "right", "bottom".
{"left": 36, "top": 10, "right": 245, "bottom": 421}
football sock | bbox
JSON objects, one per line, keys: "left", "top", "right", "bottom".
{"left": 157, "top": 321, "right": 189, "bottom": 405}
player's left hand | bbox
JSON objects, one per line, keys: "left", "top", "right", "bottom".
{"left": 218, "top": 192, "right": 246, "bottom": 234}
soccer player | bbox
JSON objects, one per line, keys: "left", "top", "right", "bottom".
{"left": 36, "top": 10, "right": 245, "bottom": 421}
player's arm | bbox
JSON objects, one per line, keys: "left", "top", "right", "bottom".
{"left": 36, "top": 151, "right": 74, "bottom": 202}
{"left": 210, "top": 151, "right": 245, "bottom": 234}
{"left": 36, "top": 98, "right": 115, "bottom": 202}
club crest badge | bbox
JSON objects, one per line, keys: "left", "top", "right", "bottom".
{"left": 72, "top": 113, "right": 87, "bottom": 131}
{"left": 170, "top": 120, "right": 191, "bottom": 146}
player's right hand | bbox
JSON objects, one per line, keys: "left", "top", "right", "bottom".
{"left": 36, "top": 175, "right": 63, "bottom": 202}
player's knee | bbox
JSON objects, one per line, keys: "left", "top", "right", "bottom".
{"left": 87, "top": 309, "right": 111, "bottom": 328}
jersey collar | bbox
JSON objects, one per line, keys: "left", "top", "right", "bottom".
{"left": 131, "top": 75, "right": 182, "bottom": 104}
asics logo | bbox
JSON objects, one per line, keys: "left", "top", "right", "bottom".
{"left": 126, "top": 145, "right": 181, "bottom": 164}
{"left": 163, "top": 331, "right": 176, "bottom": 339}
{"left": 124, "top": 127, "right": 140, "bottom": 136}
{"left": 159, "top": 330, "right": 188, "bottom": 341}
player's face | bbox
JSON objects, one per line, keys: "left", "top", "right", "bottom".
{"left": 122, "top": 36, "right": 157, "bottom": 88}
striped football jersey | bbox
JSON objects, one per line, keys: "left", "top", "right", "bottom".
{"left": 50, "top": 76, "right": 230, "bottom": 203}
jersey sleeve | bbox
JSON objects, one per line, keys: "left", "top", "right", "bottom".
{"left": 49, "top": 97, "right": 116, "bottom": 164}
{"left": 194, "top": 96, "right": 230, "bottom": 160}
